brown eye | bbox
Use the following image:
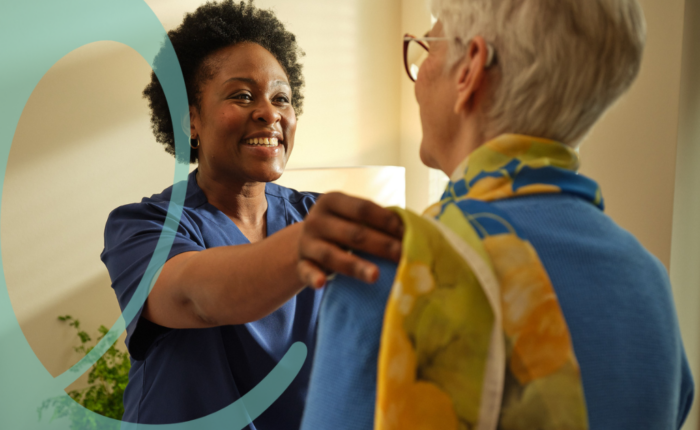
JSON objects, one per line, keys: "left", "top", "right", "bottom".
{"left": 232, "top": 93, "right": 252, "bottom": 101}
{"left": 275, "top": 95, "right": 290, "bottom": 104}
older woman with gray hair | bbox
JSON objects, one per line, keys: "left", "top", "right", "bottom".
{"left": 296, "top": 0, "right": 694, "bottom": 428}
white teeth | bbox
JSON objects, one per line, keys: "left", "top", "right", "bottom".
{"left": 244, "top": 137, "right": 279, "bottom": 147}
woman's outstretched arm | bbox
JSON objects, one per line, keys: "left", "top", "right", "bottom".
{"left": 143, "top": 222, "right": 306, "bottom": 329}
{"left": 144, "top": 194, "right": 403, "bottom": 329}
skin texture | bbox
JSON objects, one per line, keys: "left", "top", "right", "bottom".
{"left": 193, "top": 42, "right": 296, "bottom": 241}
{"left": 416, "top": 21, "right": 494, "bottom": 176}
{"left": 143, "top": 42, "right": 304, "bottom": 328}
{"left": 142, "top": 0, "right": 306, "bottom": 164}
{"left": 297, "top": 192, "right": 404, "bottom": 289}
{"left": 144, "top": 42, "right": 404, "bottom": 328}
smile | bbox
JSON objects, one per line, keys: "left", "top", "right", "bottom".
{"left": 243, "top": 137, "right": 279, "bottom": 147}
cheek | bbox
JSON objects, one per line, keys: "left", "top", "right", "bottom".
{"left": 206, "top": 107, "right": 247, "bottom": 138}
{"left": 223, "top": 109, "right": 248, "bottom": 131}
{"left": 415, "top": 68, "right": 428, "bottom": 103}
{"left": 415, "top": 61, "right": 440, "bottom": 109}
{"left": 284, "top": 112, "right": 297, "bottom": 154}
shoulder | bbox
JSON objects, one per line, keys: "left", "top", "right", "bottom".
{"left": 103, "top": 183, "right": 202, "bottom": 249}
{"left": 265, "top": 182, "right": 320, "bottom": 215}
{"left": 489, "top": 194, "right": 679, "bottom": 347}
{"left": 491, "top": 194, "right": 672, "bottom": 295}
{"left": 492, "top": 194, "right": 659, "bottom": 263}
{"left": 485, "top": 195, "right": 690, "bottom": 427}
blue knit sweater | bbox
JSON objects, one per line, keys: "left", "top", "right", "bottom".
{"left": 300, "top": 193, "right": 694, "bottom": 430}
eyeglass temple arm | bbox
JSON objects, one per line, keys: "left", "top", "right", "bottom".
{"left": 404, "top": 35, "right": 497, "bottom": 68}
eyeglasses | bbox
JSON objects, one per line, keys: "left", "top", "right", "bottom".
{"left": 403, "top": 33, "right": 497, "bottom": 82}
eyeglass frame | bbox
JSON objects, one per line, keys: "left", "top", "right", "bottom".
{"left": 403, "top": 33, "right": 497, "bottom": 82}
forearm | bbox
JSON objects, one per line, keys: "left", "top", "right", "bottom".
{"left": 145, "top": 222, "right": 306, "bottom": 328}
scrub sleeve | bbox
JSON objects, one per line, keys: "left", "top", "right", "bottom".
{"left": 101, "top": 170, "right": 322, "bottom": 429}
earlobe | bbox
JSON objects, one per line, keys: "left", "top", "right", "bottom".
{"left": 189, "top": 106, "right": 199, "bottom": 139}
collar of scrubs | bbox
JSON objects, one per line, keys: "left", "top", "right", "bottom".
{"left": 186, "top": 168, "right": 289, "bottom": 243}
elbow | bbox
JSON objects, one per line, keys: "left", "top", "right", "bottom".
{"left": 181, "top": 296, "right": 224, "bottom": 328}
{"left": 185, "top": 295, "right": 265, "bottom": 327}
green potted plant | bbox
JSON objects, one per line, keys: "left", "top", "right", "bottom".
{"left": 38, "top": 315, "right": 130, "bottom": 429}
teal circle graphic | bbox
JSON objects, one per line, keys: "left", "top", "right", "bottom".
{"left": 0, "top": 1, "right": 306, "bottom": 429}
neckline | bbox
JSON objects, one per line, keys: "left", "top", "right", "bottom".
{"left": 187, "top": 168, "right": 288, "bottom": 243}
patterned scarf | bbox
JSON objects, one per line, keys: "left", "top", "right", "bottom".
{"left": 376, "top": 134, "right": 599, "bottom": 430}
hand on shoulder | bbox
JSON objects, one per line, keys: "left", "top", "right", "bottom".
{"left": 297, "top": 192, "right": 404, "bottom": 289}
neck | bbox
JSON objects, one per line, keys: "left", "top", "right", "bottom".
{"left": 195, "top": 168, "right": 268, "bottom": 229}
{"left": 441, "top": 114, "right": 492, "bottom": 178}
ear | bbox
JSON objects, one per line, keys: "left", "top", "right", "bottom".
{"left": 189, "top": 105, "right": 199, "bottom": 139}
{"left": 454, "top": 36, "right": 489, "bottom": 115}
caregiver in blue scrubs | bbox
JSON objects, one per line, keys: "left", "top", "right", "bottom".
{"left": 100, "top": 1, "right": 402, "bottom": 428}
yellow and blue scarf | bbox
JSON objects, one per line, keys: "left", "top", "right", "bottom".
{"left": 376, "top": 134, "right": 599, "bottom": 430}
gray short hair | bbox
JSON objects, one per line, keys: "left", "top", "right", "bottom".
{"left": 430, "top": 0, "right": 646, "bottom": 146}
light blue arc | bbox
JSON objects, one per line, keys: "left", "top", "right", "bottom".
{"left": 0, "top": 1, "right": 305, "bottom": 428}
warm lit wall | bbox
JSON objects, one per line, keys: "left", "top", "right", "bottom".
{"left": 3, "top": 0, "right": 403, "bottom": 389}
{"left": 578, "top": 0, "right": 685, "bottom": 271}
{"left": 574, "top": 2, "right": 699, "bottom": 427}
{"left": 3, "top": 41, "right": 171, "bottom": 390}
{"left": 672, "top": 0, "right": 700, "bottom": 429}
{"left": 399, "top": 0, "right": 433, "bottom": 211}
{"left": 553, "top": 1, "right": 699, "bottom": 427}
{"left": 572, "top": 2, "right": 700, "bottom": 426}
{"left": 253, "top": 0, "right": 402, "bottom": 169}
{"left": 4, "top": 1, "right": 698, "bottom": 426}
{"left": 540, "top": 1, "right": 697, "bottom": 426}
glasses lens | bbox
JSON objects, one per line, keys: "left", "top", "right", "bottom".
{"left": 406, "top": 40, "right": 428, "bottom": 81}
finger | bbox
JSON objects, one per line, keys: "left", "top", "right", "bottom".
{"left": 315, "top": 193, "right": 404, "bottom": 239}
{"left": 299, "top": 238, "right": 379, "bottom": 284}
{"left": 297, "top": 259, "right": 328, "bottom": 289}
{"left": 305, "top": 211, "right": 402, "bottom": 262}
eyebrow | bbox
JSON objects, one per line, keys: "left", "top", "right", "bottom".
{"left": 223, "top": 77, "right": 290, "bottom": 88}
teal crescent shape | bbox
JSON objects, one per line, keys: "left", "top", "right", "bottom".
{"left": 0, "top": 1, "right": 306, "bottom": 428}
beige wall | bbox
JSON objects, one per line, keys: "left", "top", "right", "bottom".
{"left": 578, "top": 0, "right": 686, "bottom": 271}
{"left": 575, "top": 1, "right": 699, "bottom": 427}
{"left": 3, "top": 1, "right": 698, "bottom": 426}
{"left": 3, "top": 41, "right": 170, "bottom": 390}
{"left": 3, "top": 0, "right": 403, "bottom": 389}
{"left": 400, "top": 0, "right": 433, "bottom": 211}
{"left": 672, "top": 0, "right": 700, "bottom": 428}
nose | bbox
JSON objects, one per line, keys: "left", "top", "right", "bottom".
{"left": 253, "top": 99, "right": 282, "bottom": 125}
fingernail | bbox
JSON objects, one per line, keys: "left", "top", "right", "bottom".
{"left": 363, "top": 265, "right": 377, "bottom": 283}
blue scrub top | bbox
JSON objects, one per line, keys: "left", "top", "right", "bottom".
{"left": 101, "top": 169, "right": 323, "bottom": 428}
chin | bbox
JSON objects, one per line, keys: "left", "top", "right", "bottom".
{"left": 244, "top": 160, "right": 286, "bottom": 183}
{"left": 419, "top": 141, "right": 440, "bottom": 170}
{"left": 259, "top": 168, "right": 285, "bottom": 183}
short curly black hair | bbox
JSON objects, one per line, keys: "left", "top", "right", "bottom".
{"left": 143, "top": 0, "right": 305, "bottom": 163}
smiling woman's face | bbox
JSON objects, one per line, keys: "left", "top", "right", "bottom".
{"left": 191, "top": 42, "right": 296, "bottom": 184}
